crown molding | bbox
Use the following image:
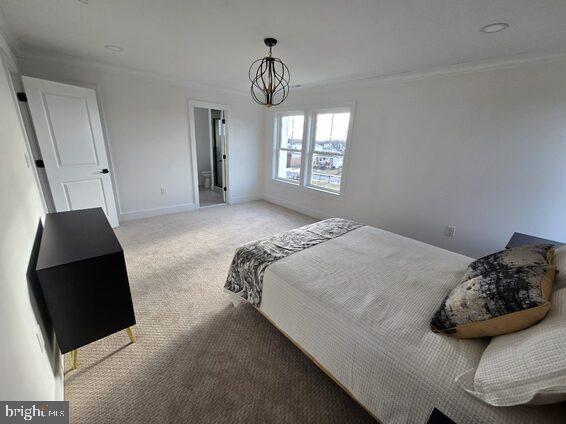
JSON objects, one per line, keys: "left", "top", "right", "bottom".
{"left": 16, "top": 50, "right": 249, "bottom": 97}
{"left": 293, "top": 49, "right": 566, "bottom": 94}
{"left": 13, "top": 44, "right": 566, "bottom": 99}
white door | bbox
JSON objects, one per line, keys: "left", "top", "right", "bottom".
{"left": 217, "top": 114, "right": 227, "bottom": 202}
{"left": 22, "top": 76, "right": 119, "bottom": 227}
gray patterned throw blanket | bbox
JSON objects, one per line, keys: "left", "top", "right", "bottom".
{"left": 224, "top": 218, "right": 363, "bottom": 306}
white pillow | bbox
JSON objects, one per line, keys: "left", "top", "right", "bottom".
{"left": 554, "top": 245, "right": 566, "bottom": 290}
{"left": 456, "top": 287, "right": 566, "bottom": 406}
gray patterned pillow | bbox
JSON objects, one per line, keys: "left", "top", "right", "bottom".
{"left": 463, "top": 244, "right": 555, "bottom": 280}
{"left": 431, "top": 264, "right": 556, "bottom": 338}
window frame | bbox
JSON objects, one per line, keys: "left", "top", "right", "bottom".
{"left": 304, "top": 106, "right": 352, "bottom": 195}
{"left": 272, "top": 102, "right": 355, "bottom": 196}
{"left": 273, "top": 111, "right": 307, "bottom": 185}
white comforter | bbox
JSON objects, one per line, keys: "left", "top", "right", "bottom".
{"left": 259, "top": 226, "right": 566, "bottom": 423}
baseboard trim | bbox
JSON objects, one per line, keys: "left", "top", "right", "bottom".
{"left": 263, "top": 195, "right": 332, "bottom": 220}
{"left": 119, "top": 203, "right": 197, "bottom": 222}
{"left": 54, "top": 363, "right": 64, "bottom": 400}
{"left": 118, "top": 195, "right": 324, "bottom": 222}
{"left": 230, "top": 194, "right": 264, "bottom": 204}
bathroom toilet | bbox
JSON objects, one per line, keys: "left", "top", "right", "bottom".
{"left": 201, "top": 171, "right": 212, "bottom": 189}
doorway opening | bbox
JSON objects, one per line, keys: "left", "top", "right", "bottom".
{"left": 190, "top": 102, "right": 229, "bottom": 208}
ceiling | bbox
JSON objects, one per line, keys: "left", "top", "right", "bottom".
{"left": 1, "top": 0, "right": 566, "bottom": 92}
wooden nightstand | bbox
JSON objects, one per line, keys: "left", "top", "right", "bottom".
{"left": 36, "top": 208, "right": 136, "bottom": 369}
{"left": 506, "top": 232, "right": 563, "bottom": 249}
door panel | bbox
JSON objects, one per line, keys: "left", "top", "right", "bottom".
{"left": 63, "top": 179, "right": 107, "bottom": 212}
{"left": 22, "top": 76, "right": 119, "bottom": 227}
{"left": 43, "top": 93, "right": 99, "bottom": 166}
{"left": 213, "top": 118, "right": 222, "bottom": 188}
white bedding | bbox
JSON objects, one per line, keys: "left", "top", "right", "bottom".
{"left": 258, "top": 226, "right": 566, "bottom": 423}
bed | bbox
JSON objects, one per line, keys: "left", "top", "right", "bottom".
{"left": 224, "top": 221, "right": 566, "bottom": 423}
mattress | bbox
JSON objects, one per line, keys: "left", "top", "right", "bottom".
{"left": 258, "top": 226, "right": 566, "bottom": 423}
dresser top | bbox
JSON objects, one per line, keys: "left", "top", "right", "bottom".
{"left": 37, "top": 208, "right": 122, "bottom": 271}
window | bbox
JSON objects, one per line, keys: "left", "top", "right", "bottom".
{"left": 306, "top": 110, "right": 350, "bottom": 192}
{"left": 275, "top": 114, "right": 305, "bottom": 183}
{"left": 273, "top": 105, "right": 352, "bottom": 195}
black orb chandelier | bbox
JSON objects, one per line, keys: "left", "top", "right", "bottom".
{"left": 249, "top": 38, "right": 290, "bottom": 107}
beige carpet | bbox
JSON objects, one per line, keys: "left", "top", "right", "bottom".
{"left": 64, "top": 201, "right": 376, "bottom": 424}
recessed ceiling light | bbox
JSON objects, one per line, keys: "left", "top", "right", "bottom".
{"left": 77, "top": 0, "right": 88, "bottom": 4}
{"left": 480, "top": 23, "right": 509, "bottom": 34}
{"left": 105, "top": 45, "right": 124, "bottom": 52}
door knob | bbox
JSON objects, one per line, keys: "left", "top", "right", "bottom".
{"left": 99, "top": 169, "right": 109, "bottom": 174}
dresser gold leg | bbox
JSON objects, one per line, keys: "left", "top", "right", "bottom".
{"left": 70, "top": 349, "right": 78, "bottom": 370}
{"left": 126, "top": 327, "right": 136, "bottom": 343}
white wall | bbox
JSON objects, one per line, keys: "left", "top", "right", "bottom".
{"left": 264, "top": 58, "right": 566, "bottom": 258}
{"left": 0, "top": 40, "right": 62, "bottom": 399}
{"left": 18, "top": 55, "right": 264, "bottom": 221}
{"left": 194, "top": 107, "right": 211, "bottom": 187}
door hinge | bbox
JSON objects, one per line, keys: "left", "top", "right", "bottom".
{"left": 17, "top": 92, "right": 27, "bottom": 102}
{"left": 222, "top": 154, "right": 226, "bottom": 160}
{"left": 221, "top": 119, "right": 226, "bottom": 124}
{"left": 223, "top": 187, "right": 227, "bottom": 192}
{"left": 35, "top": 159, "right": 45, "bottom": 168}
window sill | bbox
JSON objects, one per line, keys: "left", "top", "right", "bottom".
{"left": 271, "top": 178, "right": 345, "bottom": 199}
{"left": 305, "top": 184, "right": 342, "bottom": 197}
{"left": 273, "top": 178, "right": 300, "bottom": 187}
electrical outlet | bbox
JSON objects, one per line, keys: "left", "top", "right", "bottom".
{"left": 444, "top": 225, "right": 456, "bottom": 238}
{"left": 160, "top": 188, "right": 167, "bottom": 196}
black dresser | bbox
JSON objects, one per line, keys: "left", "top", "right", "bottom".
{"left": 36, "top": 208, "right": 136, "bottom": 368}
